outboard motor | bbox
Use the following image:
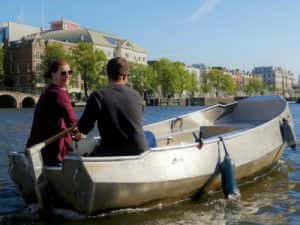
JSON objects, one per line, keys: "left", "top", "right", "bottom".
{"left": 219, "top": 137, "right": 240, "bottom": 199}
{"left": 280, "top": 118, "right": 297, "bottom": 149}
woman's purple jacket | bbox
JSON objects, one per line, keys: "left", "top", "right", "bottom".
{"left": 26, "top": 83, "right": 77, "bottom": 164}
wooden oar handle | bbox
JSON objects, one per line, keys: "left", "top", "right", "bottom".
{"left": 44, "top": 124, "right": 77, "bottom": 146}
{"left": 27, "top": 124, "right": 77, "bottom": 153}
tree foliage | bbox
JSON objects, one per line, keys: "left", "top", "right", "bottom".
{"left": 173, "top": 62, "right": 190, "bottom": 97}
{"left": 151, "top": 58, "right": 178, "bottom": 97}
{"left": 222, "top": 74, "right": 236, "bottom": 95}
{"left": 203, "top": 69, "right": 236, "bottom": 97}
{"left": 243, "top": 78, "right": 265, "bottom": 95}
{"left": 41, "top": 43, "right": 69, "bottom": 82}
{"left": 70, "top": 42, "right": 107, "bottom": 97}
{"left": 129, "top": 62, "right": 158, "bottom": 98}
{"left": 150, "top": 59, "right": 199, "bottom": 98}
{"left": 185, "top": 72, "right": 199, "bottom": 97}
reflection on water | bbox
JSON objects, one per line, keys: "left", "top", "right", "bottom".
{"left": 0, "top": 105, "right": 299, "bottom": 225}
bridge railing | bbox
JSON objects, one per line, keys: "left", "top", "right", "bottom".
{"left": 0, "top": 87, "right": 40, "bottom": 95}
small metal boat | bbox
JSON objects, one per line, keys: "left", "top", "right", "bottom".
{"left": 8, "top": 95, "right": 296, "bottom": 215}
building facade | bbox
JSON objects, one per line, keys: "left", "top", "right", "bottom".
{"left": 0, "top": 21, "right": 40, "bottom": 44}
{"left": 252, "top": 66, "right": 294, "bottom": 95}
{"left": 50, "top": 20, "right": 81, "bottom": 31}
{"left": 40, "top": 22, "right": 147, "bottom": 64}
{"left": 190, "top": 64, "right": 210, "bottom": 83}
{"left": 4, "top": 37, "right": 45, "bottom": 91}
{"left": 2, "top": 19, "right": 148, "bottom": 93}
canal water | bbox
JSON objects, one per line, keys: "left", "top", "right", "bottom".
{"left": 0, "top": 104, "right": 299, "bottom": 225}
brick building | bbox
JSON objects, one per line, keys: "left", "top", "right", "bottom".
{"left": 2, "top": 19, "right": 147, "bottom": 93}
{"left": 4, "top": 36, "right": 45, "bottom": 91}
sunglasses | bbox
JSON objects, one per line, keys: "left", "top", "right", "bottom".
{"left": 60, "top": 70, "right": 73, "bottom": 76}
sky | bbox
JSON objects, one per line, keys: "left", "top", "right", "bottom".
{"left": 1, "top": 0, "right": 300, "bottom": 77}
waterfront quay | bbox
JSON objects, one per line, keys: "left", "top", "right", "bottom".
{"left": 0, "top": 89, "right": 297, "bottom": 109}
{"left": 146, "top": 96, "right": 244, "bottom": 106}
{"left": 0, "top": 89, "right": 245, "bottom": 108}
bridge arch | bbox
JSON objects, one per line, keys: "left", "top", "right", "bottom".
{"left": 0, "top": 95, "right": 18, "bottom": 108}
{"left": 0, "top": 91, "right": 39, "bottom": 109}
{"left": 22, "top": 97, "right": 36, "bottom": 108}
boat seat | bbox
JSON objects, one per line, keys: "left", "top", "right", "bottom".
{"left": 155, "top": 128, "right": 200, "bottom": 147}
{"left": 200, "top": 123, "right": 255, "bottom": 139}
{"left": 199, "top": 126, "right": 235, "bottom": 139}
{"left": 215, "top": 122, "right": 257, "bottom": 128}
{"left": 150, "top": 123, "right": 256, "bottom": 147}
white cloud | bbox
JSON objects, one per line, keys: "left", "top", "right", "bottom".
{"left": 188, "top": 0, "right": 221, "bottom": 22}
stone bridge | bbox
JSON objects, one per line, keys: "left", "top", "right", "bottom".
{"left": 0, "top": 90, "right": 39, "bottom": 109}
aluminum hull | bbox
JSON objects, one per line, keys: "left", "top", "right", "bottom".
{"left": 8, "top": 95, "right": 294, "bottom": 215}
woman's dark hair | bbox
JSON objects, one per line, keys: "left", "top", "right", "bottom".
{"left": 106, "top": 57, "right": 128, "bottom": 80}
{"left": 44, "top": 59, "right": 68, "bottom": 79}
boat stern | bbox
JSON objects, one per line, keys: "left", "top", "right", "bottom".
{"left": 46, "top": 155, "right": 96, "bottom": 214}
{"left": 8, "top": 151, "right": 37, "bottom": 204}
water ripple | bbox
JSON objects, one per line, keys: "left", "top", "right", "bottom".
{"left": 0, "top": 105, "right": 299, "bottom": 225}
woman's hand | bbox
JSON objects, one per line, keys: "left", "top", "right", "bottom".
{"left": 71, "top": 127, "right": 86, "bottom": 141}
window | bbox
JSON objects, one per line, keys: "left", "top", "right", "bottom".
{"left": 104, "top": 36, "right": 119, "bottom": 45}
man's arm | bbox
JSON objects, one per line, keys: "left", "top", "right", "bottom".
{"left": 77, "top": 92, "right": 100, "bottom": 134}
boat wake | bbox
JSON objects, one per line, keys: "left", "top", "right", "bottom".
{"left": 91, "top": 198, "right": 189, "bottom": 218}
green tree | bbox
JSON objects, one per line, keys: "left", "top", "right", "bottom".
{"left": 129, "top": 62, "right": 158, "bottom": 99}
{"left": 172, "top": 62, "right": 199, "bottom": 97}
{"left": 41, "top": 43, "right": 69, "bottom": 82}
{"left": 173, "top": 62, "right": 190, "bottom": 97}
{"left": 151, "top": 58, "right": 178, "bottom": 97}
{"left": 151, "top": 59, "right": 200, "bottom": 98}
{"left": 243, "top": 78, "right": 265, "bottom": 95}
{"left": 0, "top": 47, "right": 4, "bottom": 81}
{"left": 222, "top": 74, "right": 236, "bottom": 95}
{"left": 201, "top": 81, "right": 211, "bottom": 95}
{"left": 185, "top": 72, "right": 199, "bottom": 97}
{"left": 205, "top": 69, "right": 236, "bottom": 97}
{"left": 71, "top": 42, "right": 107, "bottom": 97}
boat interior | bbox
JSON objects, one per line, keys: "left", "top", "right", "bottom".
{"left": 73, "top": 102, "right": 260, "bottom": 155}
{"left": 72, "top": 96, "right": 286, "bottom": 155}
{"left": 142, "top": 96, "right": 285, "bottom": 149}
{"left": 145, "top": 103, "right": 254, "bottom": 148}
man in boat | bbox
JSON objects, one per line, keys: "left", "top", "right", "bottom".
{"left": 76, "top": 57, "right": 149, "bottom": 156}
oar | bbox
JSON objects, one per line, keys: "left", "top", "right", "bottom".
{"left": 28, "top": 124, "right": 77, "bottom": 152}
{"left": 26, "top": 124, "right": 77, "bottom": 209}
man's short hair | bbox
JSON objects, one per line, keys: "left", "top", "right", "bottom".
{"left": 107, "top": 57, "right": 129, "bottom": 80}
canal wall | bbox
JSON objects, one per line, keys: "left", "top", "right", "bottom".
{"left": 146, "top": 97, "right": 248, "bottom": 106}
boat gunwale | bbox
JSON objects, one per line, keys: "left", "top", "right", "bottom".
{"left": 143, "top": 101, "right": 238, "bottom": 128}
{"left": 64, "top": 96, "right": 288, "bottom": 162}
